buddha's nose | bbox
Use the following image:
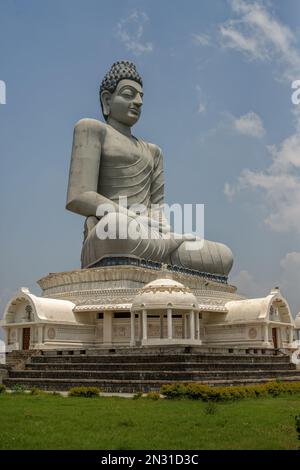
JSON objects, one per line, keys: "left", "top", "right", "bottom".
{"left": 133, "top": 94, "right": 143, "bottom": 107}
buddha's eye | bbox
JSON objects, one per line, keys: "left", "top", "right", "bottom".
{"left": 121, "top": 89, "right": 134, "bottom": 99}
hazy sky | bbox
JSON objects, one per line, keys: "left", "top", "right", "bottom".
{"left": 1, "top": 0, "right": 300, "bottom": 326}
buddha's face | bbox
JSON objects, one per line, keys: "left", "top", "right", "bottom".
{"left": 102, "top": 79, "right": 143, "bottom": 126}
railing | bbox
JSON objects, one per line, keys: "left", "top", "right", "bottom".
{"left": 90, "top": 257, "right": 228, "bottom": 284}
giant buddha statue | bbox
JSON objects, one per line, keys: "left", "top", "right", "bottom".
{"left": 66, "top": 61, "right": 233, "bottom": 277}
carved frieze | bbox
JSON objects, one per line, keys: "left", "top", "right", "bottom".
{"left": 38, "top": 266, "right": 238, "bottom": 297}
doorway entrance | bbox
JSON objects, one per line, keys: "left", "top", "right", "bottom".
{"left": 272, "top": 328, "right": 278, "bottom": 349}
{"left": 22, "top": 328, "right": 30, "bottom": 350}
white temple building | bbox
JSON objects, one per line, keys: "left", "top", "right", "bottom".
{"left": 0, "top": 262, "right": 296, "bottom": 352}
{"left": 2, "top": 60, "right": 298, "bottom": 357}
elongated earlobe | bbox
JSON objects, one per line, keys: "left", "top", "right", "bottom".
{"left": 101, "top": 90, "right": 111, "bottom": 118}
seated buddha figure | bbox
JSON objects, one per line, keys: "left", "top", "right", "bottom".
{"left": 66, "top": 61, "right": 233, "bottom": 276}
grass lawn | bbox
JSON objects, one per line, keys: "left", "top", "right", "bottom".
{"left": 0, "top": 393, "right": 299, "bottom": 450}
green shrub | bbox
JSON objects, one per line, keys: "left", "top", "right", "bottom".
{"left": 132, "top": 392, "right": 143, "bottom": 400}
{"left": 68, "top": 386, "right": 101, "bottom": 397}
{"left": 29, "top": 387, "right": 44, "bottom": 395}
{"left": 146, "top": 391, "right": 161, "bottom": 400}
{"left": 160, "top": 381, "right": 300, "bottom": 402}
{"left": 185, "top": 383, "right": 212, "bottom": 401}
{"left": 160, "top": 383, "right": 187, "bottom": 399}
{"left": 0, "top": 384, "right": 6, "bottom": 394}
{"left": 264, "top": 382, "right": 282, "bottom": 397}
{"left": 11, "top": 384, "right": 26, "bottom": 394}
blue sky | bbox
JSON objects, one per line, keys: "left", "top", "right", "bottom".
{"left": 1, "top": 0, "right": 300, "bottom": 325}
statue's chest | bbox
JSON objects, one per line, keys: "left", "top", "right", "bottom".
{"left": 101, "top": 132, "right": 153, "bottom": 172}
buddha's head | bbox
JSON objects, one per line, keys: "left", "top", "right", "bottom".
{"left": 100, "top": 61, "right": 143, "bottom": 127}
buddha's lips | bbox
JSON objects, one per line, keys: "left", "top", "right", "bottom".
{"left": 129, "top": 108, "right": 140, "bottom": 116}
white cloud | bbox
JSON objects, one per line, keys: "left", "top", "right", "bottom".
{"left": 234, "top": 111, "right": 265, "bottom": 138}
{"left": 195, "top": 85, "right": 207, "bottom": 115}
{"left": 198, "top": 102, "right": 206, "bottom": 114}
{"left": 220, "top": 23, "right": 268, "bottom": 60}
{"left": 224, "top": 182, "right": 236, "bottom": 201}
{"left": 192, "top": 33, "right": 211, "bottom": 47}
{"left": 223, "top": 2, "right": 300, "bottom": 234}
{"left": 116, "top": 11, "right": 153, "bottom": 56}
{"left": 227, "top": 111, "right": 300, "bottom": 233}
{"left": 268, "top": 112, "right": 300, "bottom": 172}
{"left": 280, "top": 252, "right": 300, "bottom": 316}
{"left": 220, "top": 0, "right": 300, "bottom": 80}
{"left": 280, "top": 251, "right": 300, "bottom": 273}
{"left": 230, "top": 269, "right": 268, "bottom": 298}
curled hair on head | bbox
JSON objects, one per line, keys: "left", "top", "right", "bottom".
{"left": 99, "top": 61, "right": 143, "bottom": 120}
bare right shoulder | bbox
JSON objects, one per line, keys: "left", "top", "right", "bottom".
{"left": 74, "top": 118, "right": 107, "bottom": 143}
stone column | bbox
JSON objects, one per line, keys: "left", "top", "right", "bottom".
{"left": 30, "top": 327, "right": 33, "bottom": 349}
{"left": 289, "top": 327, "right": 294, "bottom": 344}
{"left": 17, "top": 328, "right": 22, "bottom": 350}
{"left": 185, "top": 314, "right": 189, "bottom": 339}
{"left": 182, "top": 314, "right": 185, "bottom": 339}
{"left": 103, "top": 310, "right": 113, "bottom": 345}
{"left": 142, "top": 309, "right": 148, "bottom": 341}
{"left": 160, "top": 313, "right": 164, "bottom": 339}
{"left": 38, "top": 326, "right": 43, "bottom": 345}
{"left": 138, "top": 312, "right": 142, "bottom": 341}
{"left": 263, "top": 323, "right": 269, "bottom": 343}
{"left": 130, "top": 311, "right": 135, "bottom": 346}
{"left": 189, "top": 311, "right": 195, "bottom": 340}
{"left": 95, "top": 319, "right": 103, "bottom": 344}
{"left": 195, "top": 312, "right": 200, "bottom": 341}
{"left": 167, "top": 308, "right": 173, "bottom": 340}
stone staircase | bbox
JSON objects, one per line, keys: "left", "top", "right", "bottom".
{"left": 3, "top": 347, "right": 300, "bottom": 392}
{"left": 4, "top": 350, "right": 40, "bottom": 369}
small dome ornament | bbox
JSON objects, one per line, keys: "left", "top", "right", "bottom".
{"left": 131, "top": 277, "right": 199, "bottom": 313}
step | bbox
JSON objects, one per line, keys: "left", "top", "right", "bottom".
{"left": 25, "top": 361, "right": 295, "bottom": 372}
{"left": 30, "top": 354, "right": 291, "bottom": 364}
{"left": 4, "top": 376, "right": 300, "bottom": 393}
{"left": 9, "top": 369, "right": 300, "bottom": 381}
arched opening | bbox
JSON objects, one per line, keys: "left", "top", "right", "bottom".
{"left": 3, "top": 291, "right": 37, "bottom": 351}
{"left": 4, "top": 296, "right": 35, "bottom": 324}
{"left": 268, "top": 296, "right": 293, "bottom": 349}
